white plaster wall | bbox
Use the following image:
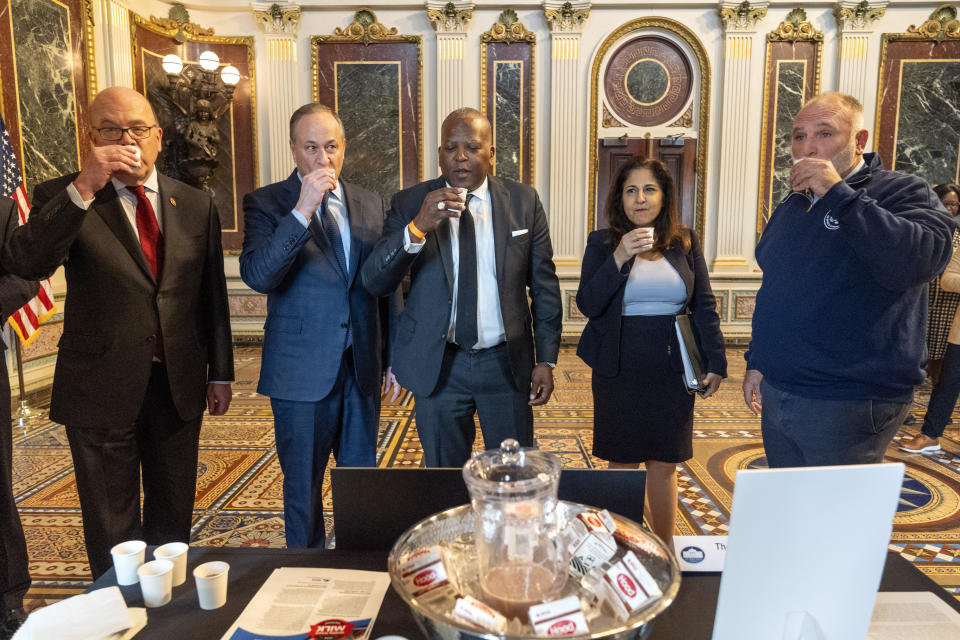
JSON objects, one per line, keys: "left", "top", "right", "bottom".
{"left": 51, "top": 0, "right": 949, "bottom": 357}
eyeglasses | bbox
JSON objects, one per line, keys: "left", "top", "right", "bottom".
{"left": 95, "top": 125, "right": 157, "bottom": 141}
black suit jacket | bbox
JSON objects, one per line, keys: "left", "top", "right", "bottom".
{"left": 575, "top": 228, "right": 727, "bottom": 378}
{"left": 240, "top": 171, "right": 398, "bottom": 401}
{"left": 1, "top": 174, "right": 234, "bottom": 429}
{"left": 362, "top": 175, "right": 562, "bottom": 396}
{"left": 0, "top": 197, "right": 40, "bottom": 351}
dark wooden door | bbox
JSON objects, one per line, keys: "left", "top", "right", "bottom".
{"left": 595, "top": 138, "right": 698, "bottom": 233}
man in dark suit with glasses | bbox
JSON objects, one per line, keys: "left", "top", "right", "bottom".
{"left": 2, "top": 86, "right": 234, "bottom": 579}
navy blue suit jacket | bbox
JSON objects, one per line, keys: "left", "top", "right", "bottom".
{"left": 240, "top": 171, "right": 398, "bottom": 401}
{"left": 361, "top": 175, "right": 562, "bottom": 396}
{"left": 575, "top": 229, "right": 726, "bottom": 378}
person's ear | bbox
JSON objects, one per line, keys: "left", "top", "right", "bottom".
{"left": 854, "top": 129, "right": 868, "bottom": 154}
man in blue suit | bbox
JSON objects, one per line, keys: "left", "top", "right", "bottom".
{"left": 240, "top": 104, "right": 399, "bottom": 548}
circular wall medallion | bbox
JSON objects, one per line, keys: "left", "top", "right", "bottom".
{"left": 604, "top": 36, "right": 693, "bottom": 127}
{"left": 625, "top": 59, "right": 671, "bottom": 105}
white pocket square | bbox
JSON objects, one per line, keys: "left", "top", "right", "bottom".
{"left": 511, "top": 229, "right": 529, "bottom": 237}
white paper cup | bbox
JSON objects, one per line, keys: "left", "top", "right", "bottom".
{"left": 110, "top": 540, "right": 146, "bottom": 585}
{"left": 154, "top": 542, "right": 189, "bottom": 586}
{"left": 138, "top": 559, "right": 174, "bottom": 608}
{"left": 194, "top": 561, "right": 230, "bottom": 610}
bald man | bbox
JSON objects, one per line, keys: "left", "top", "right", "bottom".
{"left": 362, "top": 108, "right": 562, "bottom": 467}
{"left": 743, "top": 92, "right": 954, "bottom": 467}
{"left": 2, "top": 87, "right": 234, "bottom": 578}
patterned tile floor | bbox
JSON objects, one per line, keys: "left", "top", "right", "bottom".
{"left": 11, "top": 345, "right": 960, "bottom": 611}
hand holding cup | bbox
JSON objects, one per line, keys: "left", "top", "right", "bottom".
{"left": 613, "top": 226, "right": 656, "bottom": 267}
{"left": 790, "top": 157, "right": 842, "bottom": 198}
{"left": 72, "top": 145, "right": 144, "bottom": 200}
{"left": 411, "top": 187, "right": 468, "bottom": 237}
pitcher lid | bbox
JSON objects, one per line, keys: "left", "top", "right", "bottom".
{"left": 462, "top": 439, "right": 562, "bottom": 498}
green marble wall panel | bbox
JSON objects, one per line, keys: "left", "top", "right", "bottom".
{"left": 10, "top": 0, "right": 79, "bottom": 192}
{"left": 895, "top": 60, "right": 960, "bottom": 184}
{"left": 336, "top": 62, "right": 402, "bottom": 200}
{"left": 494, "top": 61, "right": 522, "bottom": 183}
{"left": 771, "top": 61, "right": 806, "bottom": 207}
{"left": 626, "top": 59, "right": 669, "bottom": 105}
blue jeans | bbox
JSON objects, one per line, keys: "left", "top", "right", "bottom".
{"left": 760, "top": 379, "right": 908, "bottom": 467}
{"left": 922, "top": 342, "right": 960, "bottom": 439}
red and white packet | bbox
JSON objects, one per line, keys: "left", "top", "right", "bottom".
{"left": 452, "top": 595, "right": 508, "bottom": 633}
{"left": 400, "top": 546, "right": 458, "bottom": 601}
{"left": 529, "top": 595, "right": 590, "bottom": 636}
{"left": 576, "top": 509, "right": 616, "bottom": 534}
{"left": 603, "top": 551, "right": 662, "bottom": 612}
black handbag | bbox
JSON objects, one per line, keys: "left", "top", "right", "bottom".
{"left": 674, "top": 313, "right": 705, "bottom": 393}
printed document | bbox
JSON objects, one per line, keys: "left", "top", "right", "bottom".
{"left": 221, "top": 568, "right": 391, "bottom": 640}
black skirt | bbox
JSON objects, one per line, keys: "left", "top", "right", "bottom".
{"left": 591, "top": 315, "right": 694, "bottom": 464}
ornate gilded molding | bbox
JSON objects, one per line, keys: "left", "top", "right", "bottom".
{"left": 669, "top": 105, "right": 694, "bottom": 129}
{"left": 252, "top": 2, "right": 301, "bottom": 36}
{"left": 324, "top": 8, "right": 402, "bottom": 46}
{"left": 544, "top": 1, "right": 590, "bottom": 34}
{"left": 719, "top": 1, "right": 768, "bottom": 32}
{"left": 480, "top": 9, "right": 537, "bottom": 183}
{"left": 601, "top": 105, "right": 626, "bottom": 128}
{"left": 834, "top": 1, "right": 886, "bottom": 32}
{"left": 310, "top": 12, "right": 424, "bottom": 182}
{"left": 908, "top": 4, "right": 960, "bottom": 44}
{"left": 150, "top": 2, "right": 214, "bottom": 43}
{"left": 588, "top": 17, "right": 711, "bottom": 241}
{"left": 768, "top": 8, "right": 823, "bottom": 43}
{"left": 482, "top": 9, "right": 535, "bottom": 44}
{"left": 83, "top": 0, "right": 97, "bottom": 100}
{"left": 427, "top": 2, "right": 473, "bottom": 34}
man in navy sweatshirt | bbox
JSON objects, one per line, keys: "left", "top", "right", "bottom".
{"left": 742, "top": 92, "right": 955, "bottom": 467}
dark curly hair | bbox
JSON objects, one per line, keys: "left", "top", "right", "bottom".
{"left": 605, "top": 157, "right": 688, "bottom": 252}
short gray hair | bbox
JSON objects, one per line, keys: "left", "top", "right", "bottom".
{"left": 807, "top": 92, "right": 864, "bottom": 130}
{"left": 289, "top": 103, "right": 344, "bottom": 141}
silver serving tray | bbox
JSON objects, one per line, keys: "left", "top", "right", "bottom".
{"left": 387, "top": 501, "right": 681, "bottom": 640}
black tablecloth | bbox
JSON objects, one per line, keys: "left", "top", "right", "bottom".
{"left": 88, "top": 548, "right": 959, "bottom": 639}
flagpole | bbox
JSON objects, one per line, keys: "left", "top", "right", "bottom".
{"left": 12, "top": 329, "right": 32, "bottom": 434}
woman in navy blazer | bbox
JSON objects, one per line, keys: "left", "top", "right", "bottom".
{"left": 576, "top": 158, "right": 726, "bottom": 545}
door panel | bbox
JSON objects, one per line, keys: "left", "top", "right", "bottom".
{"left": 595, "top": 138, "right": 698, "bottom": 233}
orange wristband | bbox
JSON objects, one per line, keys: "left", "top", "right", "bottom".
{"left": 408, "top": 220, "right": 427, "bottom": 239}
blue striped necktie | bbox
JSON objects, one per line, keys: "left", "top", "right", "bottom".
{"left": 320, "top": 192, "right": 348, "bottom": 279}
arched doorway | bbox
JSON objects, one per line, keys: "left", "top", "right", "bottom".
{"left": 588, "top": 18, "right": 711, "bottom": 240}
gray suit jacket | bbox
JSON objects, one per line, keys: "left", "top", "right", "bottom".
{"left": 1, "top": 174, "right": 234, "bottom": 429}
{"left": 362, "top": 175, "right": 562, "bottom": 396}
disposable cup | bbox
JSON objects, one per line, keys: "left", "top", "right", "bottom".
{"left": 110, "top": 540, "right": 146, "bottom": 586}
{"left": 194, "top": 561, "right": 230, "bottom": 610}
{"left": 138, "top": 559, "right": 174, "bottom": 608}
{"left": 154, "top": 542, "right": 189, "bottom": 586}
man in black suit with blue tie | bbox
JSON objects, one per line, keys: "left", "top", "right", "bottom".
{"left": 362, "top": 108, "right": 562, "bottom": 467}
{"left": 241, "top": 104, "right": 399, "bottom": 548}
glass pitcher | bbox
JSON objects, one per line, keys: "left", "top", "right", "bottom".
{"left": 462, "top": 439, "right": 568, "bottom": 620}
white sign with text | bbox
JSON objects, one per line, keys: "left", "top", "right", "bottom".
{"left": 672, "top": 535, "right": 727, "bottom": 572}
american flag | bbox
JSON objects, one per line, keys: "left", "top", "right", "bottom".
{"left": 0, "top": 116, "right": 56, "bottom": 346}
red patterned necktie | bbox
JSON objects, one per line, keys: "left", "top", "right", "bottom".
{"left": 127, "top": 185, "right": 165, "bottom": 360}
{"left": 127, "top": 185, "right": 164, "bottom": 280}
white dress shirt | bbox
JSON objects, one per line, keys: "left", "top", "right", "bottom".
{"left": 404, "top": 178, "right": 506, "bottom": 349}
{"left": 292, "top": 177, "right": 350, "bottom": 268}
{"left": 66, "top": 170, "right": 162, "bottom": 233}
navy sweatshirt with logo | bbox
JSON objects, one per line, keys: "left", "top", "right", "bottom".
{"left": 746, "top": 152, "right": 955, "bottom": 402}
